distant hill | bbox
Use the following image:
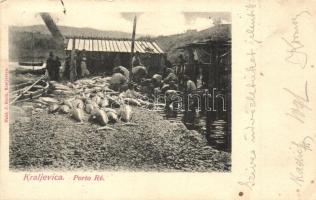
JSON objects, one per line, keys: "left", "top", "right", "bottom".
{"left": 9, "top": 24, "right": 231, "bottom": 63}
{"left": 154, "top": 24, "right": 231, "bottom": 62}
{"left": 10, "top": 25, "right": 135, "bottom": 39}
{"left": 9, "top": 25, "right": 136, "bottom": 61}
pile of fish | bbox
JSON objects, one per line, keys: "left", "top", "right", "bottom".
{"left": 35, "top": 76, "right": 155, "bottom": 126}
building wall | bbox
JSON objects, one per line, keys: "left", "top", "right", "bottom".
{"left": 66, "top": 50, "right": 165, "bottom": 76}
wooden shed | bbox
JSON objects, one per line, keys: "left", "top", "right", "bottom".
{"left": 65, "top": 36, "right": 166, "bottom": 75}
{"left": 179, "top": 39, "right": 231, "bottom": 150}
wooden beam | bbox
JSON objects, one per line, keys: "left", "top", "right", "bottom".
{"left": 10, "top": 75, "right": 46, "bottom": 104}
{"left": 69, "top": 38, "right": 76, "bottom": 81}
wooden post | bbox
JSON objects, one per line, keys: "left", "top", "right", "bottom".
{"left": 40, "top": 13, "right": 64, "bottom": 40}
{"left": 206, "top": 46, "right": 216, "bottom": 144}
{"left": 130, "top": 15, "right": 137, "bottom": 81}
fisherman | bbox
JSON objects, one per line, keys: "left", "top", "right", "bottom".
{"left": 132, "top": 65, "right": 147, "bottom": 83}
{"left": 164, "top": 81, "right": 179, "bottom": 118}
{"left": 131, "top": 51, "right": 142, "bottom": 67}
{"left": 63, "top": 54, "right": 71, "bottom": 80}
{"left": 80, "top": 53, "right": 90, "bottom": 77}
{"left": 109, "top": 72, "right": 128, "bottom": 91}
{"left": 163, "top": 68, "right": 178, "bottom": 84}
{"left": 152, "top": 74, "right": 163, "bottom": 88}
{"left": 183, "top": 75, "right": 197, "bottom": 129}
{"left": 46, "top": 52, "right": 55, "bottom": 80}
{"left": 76, "top": 50, "right": 82, "bottom": 79}
{"left": 113, "top": 66, "right": 130, "bottom": 81}
{"left": 69, "top": 51, "right": 77, "bottom": 82}
{"left": 139, "top": 73, "right": 162, "bottom": 95}
{"left": 196, "top": 66, "right": 203, "bottom": 88}
{"left": 54, "top": 56, "right": 61, "bottom": 81}
{"left": 177, "top": 54, "right": 185, "bottom": 82}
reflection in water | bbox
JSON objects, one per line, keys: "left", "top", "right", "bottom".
{"left": 163, "top": 108, "right": 231, "bottom": 153}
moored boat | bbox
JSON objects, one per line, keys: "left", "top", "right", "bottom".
{"left": 18, "top": 61, "right": 44, "bottom": 66}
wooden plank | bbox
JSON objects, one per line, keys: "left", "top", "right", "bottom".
{"left": 105, "top": 40, "right": 111, "bottom": 52}
{"left": 102, "top": 40, "right": 107, "bottom": 52}
{"left": 139, "top": 41, "right": 152, "bottom": 53}
{"left": 123, "top": 40, "right": 131, "bottom": 52}
{"left": 95, "top": 40, "right": 102, "bottom": 51}
{"left": 112, "top": 40, "right": 119, "bottom": 52}
{"left": 135, "top": 41, "right": 145, "bottom": 53}
{"left": 139, "top": 41, "right": 147, "bottom": 50}
{"left": 93, "top": 39, "right": 99, "bottom": 52}
{"left": 84, "top": 39, "right": 89, "bottom": 51}
{"left": 86, "top": 40, "right": 90, "bottom": 51}
{"left": 114, "top": 40, "right": 122, "bottom": 52}
{"left": 110, "top": 40, "right": 118, "bottom": 52}
{"left": 116, "top": 41, "right": 124, "bottom": 52}
{"left": 140, "top": 41, "right": 152, "bottom": 52}
{"left": 135, "top": 41, "right": 144, "bottom": 53}
{"left": 82, "top": 39, "right": 86, "bottom": 51}
{"left": 78, "top": 39, "right": 85, "bottom": 50}
{"left": 115, "top": 40, "right": 123, "bottom": 52}
{"left": 75, "top": 39, "right": 80, "bottom": 50}
{"left": 144, "top": 41, "right": 159, "bottom": 53}
{"left": 10, "top": 75, "right": 46, "bottom": 104}
{"left": 117, "top": 40, "right": 127, "bottom": 52}
{"left": 100, "top": 40, "right": 105, "bottom": 52}
{"left": 101, "top": 39, "right": 106, "bottom": 51}
{"left": 67, "top": 39, "right": 73, "bottom": 50}
{"left": 107, "top": 40, "right": 114, "bottom": 52}
{"left": 152, "top": 42, "right": 164, "bottom": 53}
{"left": 97, "top": 40, "right": 103, "bottom": 51}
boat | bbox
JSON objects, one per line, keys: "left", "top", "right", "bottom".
{"left": 18, "top": 61, "right": 44, "bottom": 66}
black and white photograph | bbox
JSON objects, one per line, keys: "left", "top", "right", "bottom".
{"left": 8, "top": 11, "right": 231, "bottom": 172}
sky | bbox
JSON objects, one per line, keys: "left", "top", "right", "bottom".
{"left": 9, "top": 11, "right": 231, "bottom": 36}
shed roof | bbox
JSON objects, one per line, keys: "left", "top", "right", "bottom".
{"left": 177, "top": 39, "right": 231, "bottom": 49}
{"left": 66, "top": 38, "right": 164, "bottom": 54}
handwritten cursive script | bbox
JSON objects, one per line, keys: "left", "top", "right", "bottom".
{"left": 290, "top": 136, "right": 314, "bottom": 187}
{"left": 239, "top": 0, "right": 260, "bottom": 191}
{"left": 238, "top": 150, "right": 256, "bottom": 190}
{"left": 244, "top": 49, "right": 256, "bottom": 142}
{"left": 245, "top": 0, "right": 262, "bottom": 44}
{"left": 283, "top": 81, "right": 311, "bottom": 123}
{"left": 282, "top": 11, "right": 311, "bottom": 69}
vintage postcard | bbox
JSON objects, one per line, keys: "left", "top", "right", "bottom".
{"left": 0, "top": 0, "right": 315, "bottom": 199}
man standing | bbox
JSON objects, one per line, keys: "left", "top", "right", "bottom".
{"left": 131, "top": 51, "right": 142, "bottom": 67}
{"left": 63, "top": 54, "right": 71, "bottom": 80}
{"left": 76, "top": 50, "right": 82, "bottom": 79}
{"left": 54, "top": 56, "right": 61, "bottom": 81}
{"left": 183, "top": 75, "right": 197, "bottom": 129}
{"left": 177, "top": 54, "right": 186, "bottom": 88}
{"left": 80, "top": 53, "right": 90, "bottom": 77}
{"left": 69, "top": 51, "right": 77, "bottom": 82}
{"left": 46, "top": 52, "right": 55, "bottom": 80}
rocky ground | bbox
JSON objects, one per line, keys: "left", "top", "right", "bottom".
{"left": 10, "top": 102, "right": 231, "bottom": 172}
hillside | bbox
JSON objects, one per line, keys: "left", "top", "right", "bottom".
{"left": 154, "top": 24, "right": 231, "bottom": 62}
{"left": 9, "top": 24, "right": 231, "bottom": 63}
{"left": 9, "top": 25, "right": 135, "bottom": 61}
{"left": 10, "top": 25, "right": 134, "bottom": 39}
